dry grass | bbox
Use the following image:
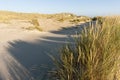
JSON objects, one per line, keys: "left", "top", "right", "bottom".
{"left": 29, "top": 19, "right": 42, "bottom": 31}
{"left": 0, "top": 11, "right": 46, "bottom": 23}
{"left": 0, "top": 11, "right": 91, "bottom": 24}
{"left": 50, "top": 17, "right": 120, "bottom": 80}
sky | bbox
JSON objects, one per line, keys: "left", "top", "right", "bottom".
{"left": 0, "top": 0, "right": 120, "bottom": 16}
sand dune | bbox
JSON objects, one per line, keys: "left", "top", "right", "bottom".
{"left": 0, "top": 18, "right": 84, "bottom": 80}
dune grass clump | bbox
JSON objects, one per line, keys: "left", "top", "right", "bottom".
{"left": 31, "top": 19, "right": 43, "bottom": 31}
{"left": 70, "top": 17, "right": 91, "bottom": 23}
{"left": 50, "top": 17, "right": 120, "bottom": 80}
{"left": 92, "top": 16, "right": 105, "bottom": 25}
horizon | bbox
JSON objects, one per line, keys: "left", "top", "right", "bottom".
{"left": 0, "top": 0, "right": 120, "bottom": 16}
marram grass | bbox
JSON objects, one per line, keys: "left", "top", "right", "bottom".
{"left": 31, "top": 19, "right": 43, "bottom": 31}
{"left": 50, "top": 17, "right": 120, "bottom": 80}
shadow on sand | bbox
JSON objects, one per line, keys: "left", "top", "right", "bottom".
{"left": 6, "top": 22, "right": 89, "bottom": 80}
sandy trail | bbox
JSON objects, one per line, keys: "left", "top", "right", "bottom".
{"left": 0, "top": 21, "right": 79, "bottom": 80}
{"left": 0, "top": 24, "right": 45, "bottom": 80}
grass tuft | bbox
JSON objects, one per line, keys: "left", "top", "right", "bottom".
{"left": 31, "top": 19, "right": 43, "bottom": 31}
{"left": 50, "top": 17, "right": 120, "bottom": 80}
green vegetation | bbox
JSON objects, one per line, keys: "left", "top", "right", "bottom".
{"left": 50, "top": 17, "right": 120, "bottom": 80}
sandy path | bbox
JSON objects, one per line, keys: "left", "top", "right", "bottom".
{"left": 0, "top": 18, "right": 87, "bottom": 80}
{"left": 0, "top": 22, "right": 77, "bottom": 80}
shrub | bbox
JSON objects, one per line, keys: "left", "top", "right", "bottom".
{"left": 50, "top": 17, "right": 120, "bottom": 80}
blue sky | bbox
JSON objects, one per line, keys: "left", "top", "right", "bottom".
{"left": 0, "top": 0, "right": 120, "bottom": 16}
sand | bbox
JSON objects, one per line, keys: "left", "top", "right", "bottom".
{"left": 0, "top": 19, "right": 82, "bottom": 80}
